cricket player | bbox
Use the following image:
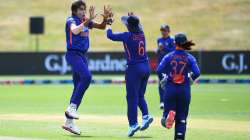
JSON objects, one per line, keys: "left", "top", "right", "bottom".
{"left": 105, "top": 12, "right": 153, "bottom": 137}
{"left": 156, "top": 24, "right": 175, "bottom": 109}
{"left": 62, "top": 0, "right": 112, "bottom": 135}
{"left": 157, "top": 33, "right": 200, "bottom": 140}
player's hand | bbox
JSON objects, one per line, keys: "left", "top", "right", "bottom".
{"left": 160, "top": 73, "right": 168, "bottom": 90}
{"left": 102, "top": 5, "right": 113, "bottom": 19}
{"left": 188, "top": 72, "right": 194, "bottom": 85}
{"left": 159, "top": 45, "right": 164, "bottom": 51}
{"left": 106, "top": 17, "right": 114, "bottom": 25}
{"left": 89, "top": 6, "right": 97, "bottom": 20}
{"left": 106, "top": 12, "right": 114, "bottom": 25}
{"left": 103, "top": 6, "right": 114, "bottom": 25}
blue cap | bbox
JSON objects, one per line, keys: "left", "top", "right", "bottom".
{"left": 174, "top": 33, "right": 188, "bottom": 45}
{"left": 121, "top": 15, "right": 143, "bottom": 32}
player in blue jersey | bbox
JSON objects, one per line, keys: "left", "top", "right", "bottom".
{"left": 157, "top": 33, "right": 200, "bottom": 140}
{"left": 105, "top": 12, "right": 153, "bottom": 137}
{"left": 156, "top": 24, "right": 175, "bottom": 109}
{"left": 62, "top": 0, "right": 112, "bottom": 135}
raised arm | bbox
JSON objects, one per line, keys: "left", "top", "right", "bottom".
{"left": 70, "top": 6, "right": 96, "bottom": 35}
{"left": 92, "top": 19, "right": 106, "bottom": 30}
{"left": 92, "top": 5, "right": 113, "bottom": 30}
{"left": 70, "top": 20, "right": 85, "bottom": 35}
{"left": 106, "top": 26, "right": 128, "bottom": 41}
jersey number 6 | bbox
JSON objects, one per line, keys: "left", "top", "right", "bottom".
{"left": 138, "top": 41, "right": 145, "bottom": 56}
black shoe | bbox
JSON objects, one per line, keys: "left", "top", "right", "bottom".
{"left": 160, "top": 103, "right": 164, "bottom": 109}
{"left": 161, "top": 117, "right": 166, "bottom": 128}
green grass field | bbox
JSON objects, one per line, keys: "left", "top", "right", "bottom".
{"left": 1, "top": 0, "right": 250, "bottom": 139}
{"left": 0, "top": 0, "right": 250, "bottom": 51}
{"left": 0, "top": 75, "right": 250, "bottom": 140}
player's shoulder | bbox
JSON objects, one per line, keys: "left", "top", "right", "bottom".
{"left": 169, "top": 51, "right": 176, "bottom": 56}
{"left": 124, "top": 31, "right": 131, "bottom": 35}
{"left": 66, "top": 16, "right": 73, "bottom": 21}
{"left": 164, "top": 51, "right": 175, "bottom": 60}
{"left": 169, "top": 36, "right": 175, "bottom": 41}
{"left": 157, "top": 37, "right": 162, "bottom": 42}
{"left": 120, "top": 32, "right": 131, "bottom": 40}
{"left": 122, "top": 31, "right": 131, "bottom": 37}
{"left": 66, "top": 16, "right": 77, "bottom": 23}
{"left": 186, "top": 52, "right": 197, "bottom": 62}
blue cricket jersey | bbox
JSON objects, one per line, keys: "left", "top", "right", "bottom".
{"left": 157, "top": 36, "right": 175, "bottom": 62}
{"left": 157, "top": 50, "right": 200, "bottom": 85}
{"left": 107, "top": 29, "right": 148, "bottom": 65}
{"left": 65, "top": 16, "right": 90, "bottom": 53}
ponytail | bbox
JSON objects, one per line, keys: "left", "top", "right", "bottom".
{"left": 178, "top": 40, "right": 195, "bottom": 50}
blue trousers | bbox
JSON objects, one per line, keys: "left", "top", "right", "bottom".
{"left": 157, "top": 57, "right": 165, "bottom": 103}
{"left": 157, "top": 73, "right": 164, "bottom": 103}
{"left": 125, "top": 61, "right": 150, "bottom": 126}
{"left": 65, "top": 51, "right": 92, "bottom": 109}
{"left": 163, "top": 82, "right": 191, "bottom": 140}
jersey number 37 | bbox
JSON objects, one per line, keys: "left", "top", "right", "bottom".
{"left": 171, "top": 60, "right": 187, "bottom": 84}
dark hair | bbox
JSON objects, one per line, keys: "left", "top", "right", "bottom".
{"left": 177, "top": 40, "right": 195, "bottom": 50}
{"left": 127, "top": 25, "right": 142, "bottom": 33}
{"left": 126, "top": 16, "right": 142, "bottom": 33}
{"left": 71, "top": 0, "right": 86, "bottom": 16}
{"left": 160, "top": 24, "right": 170, "bottom": 31}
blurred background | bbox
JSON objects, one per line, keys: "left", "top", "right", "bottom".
{"left": 0, "top": 0, "right": 249, "bottom": 140}
{"left": 0, "top": 0, "right": 250, "bottom": 51}
{"left": 0, "top": 0, "right": 249, "bottom": 75}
